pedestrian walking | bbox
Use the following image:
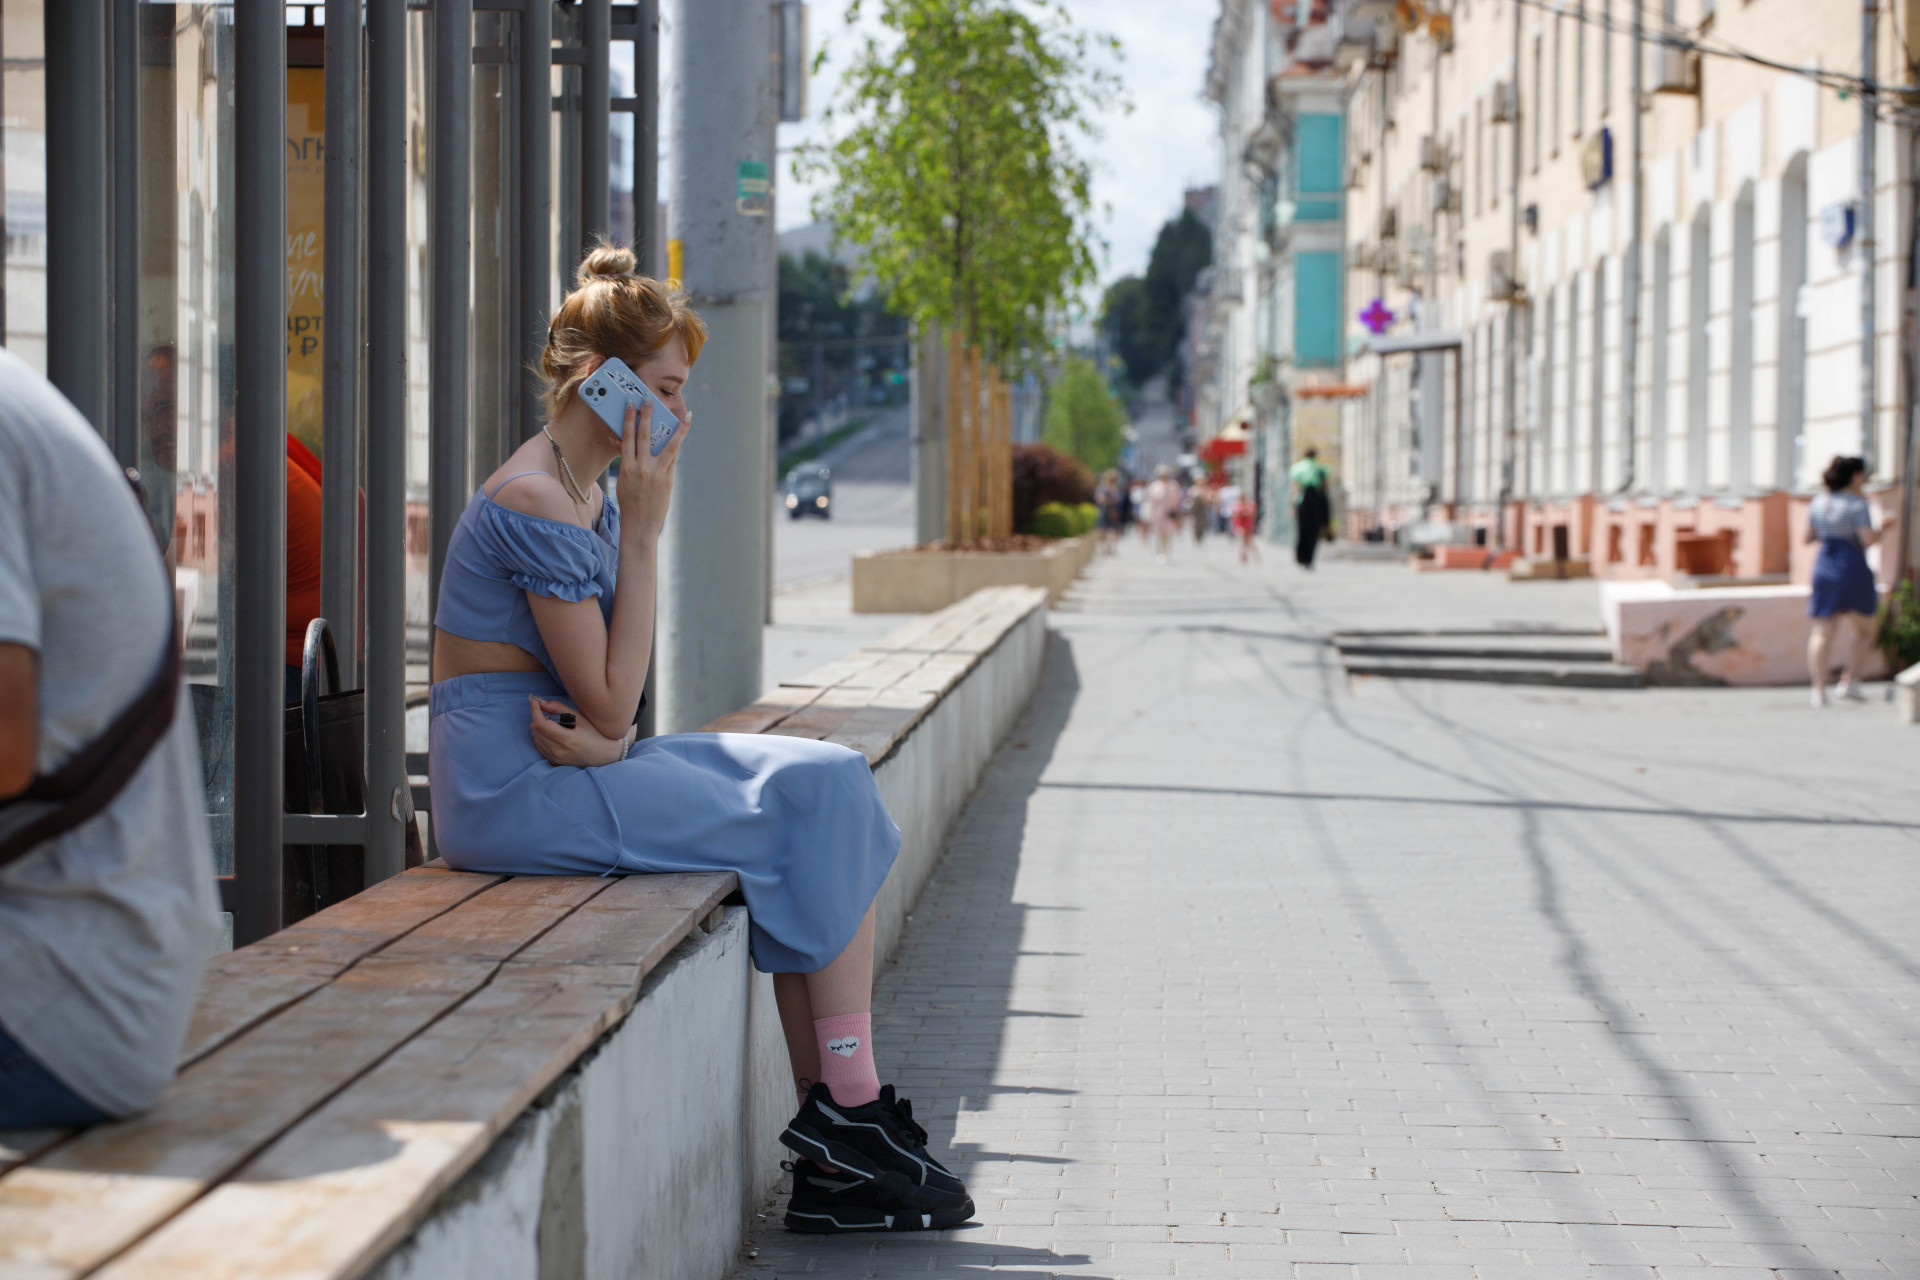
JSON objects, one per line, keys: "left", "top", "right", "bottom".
{"left": 426, "top": 244, "right": 970, "bottom": 1234}
{"left": 1290, "top": 448, "right": 1332, "bottom": 569}
{"left": 1216, "top": 481, "right": 1241, "bottom": 535}
{"left": 1806, "top": 455, "right": 1890, "bottom": 707}
{"left": 1095, "top": 469, "right": 1125, "bottom": 556}
{"left": 1130, "top": 478, "right": 1149, "bottom": 545}
{"left": 0, "top": 348, "right": 218, "bottom": 1128}
{"left": 1231, "top": 493, "right": 1261, "bottom": 563}
{"left": 1186, "top": 480, "right": 1212, "bottom": 547}
{"left": 1143, "top": 465, "right": 1183, "bottom": 561}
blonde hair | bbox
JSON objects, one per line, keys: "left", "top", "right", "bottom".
{"left": 539, "top": 241, "right": 707, "bottom": 420}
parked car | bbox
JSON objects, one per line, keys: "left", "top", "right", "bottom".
{"left": 784, "top": 466, "right": 833, "bottom": 520}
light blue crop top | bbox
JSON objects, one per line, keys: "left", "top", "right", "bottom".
{"left": 433, "top": 471, "right": 620, "bottom": 683}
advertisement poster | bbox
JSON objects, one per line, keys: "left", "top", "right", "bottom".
{"left": 287, "top": 66, "right": 325, "bottom": 457}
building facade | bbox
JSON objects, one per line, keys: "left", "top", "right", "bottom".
{"left": 1333, "top": 0, "right": 1917, "bottom": 584}
{"left": 1202, "top": 0, "right": 1349, "bottom": 541}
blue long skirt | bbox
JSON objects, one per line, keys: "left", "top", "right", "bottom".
{"left": 428, "top": 672, "right": 899, "bottom": 973}
{"left": 1810, "top": 537, "right": 1879, "bottom": 618}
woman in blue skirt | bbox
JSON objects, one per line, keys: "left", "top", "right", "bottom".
{"left": 1805, "top": 455, "right": 1888, "bottom": 707}
{"left": 430, "top": 244, "right": 970, "bottom": 1233}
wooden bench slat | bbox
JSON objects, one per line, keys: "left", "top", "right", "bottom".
{"left": 379, "top": 876, "right": 611, "bottom": 964}
{"left": 893, "top": 651, "right": 979, "bottom": 697}
{"left": 504, "top": 872, "right": 734, "bottom": 972}
{"left": 825, "top": 702, "right": 924, "bottom": 766}
{"left": 94, "top": 879, "right": 741, "bottom": 1280}
{"left": 0, "top": 957, "right": 498, "bottom": 1280}
{"left": 833, "top": 650, "right": 932, "bottom": 691}
{"left": 0, "top": 1130, "right": 61, "bottom": 1179}
{"left": 700, "top": 705, "right": 795, "bottom": 734}
{"left": 778, "top": 652, "right": 884, "bottom": 689}
{"left": 181, "top": 865, "right": 504, "bottom": 1066}
{"left": 0, "top": 876, "right": 603, "bottom": 1280}
{"left": 94, "top": 968, "right": 645, "bottom": 1280}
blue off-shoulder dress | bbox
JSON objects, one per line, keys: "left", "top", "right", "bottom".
{"left": 428, "top": 472, "right": 900, "bottom": 973}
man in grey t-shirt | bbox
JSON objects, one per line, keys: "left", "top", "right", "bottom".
{"left": 0, "top": 347, "right": 218, "bottom": 1124}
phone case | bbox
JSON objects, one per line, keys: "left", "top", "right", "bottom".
{"left": 578, "top": 356, "right": 679, "bottom": 456}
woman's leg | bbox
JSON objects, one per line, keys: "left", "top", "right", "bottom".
{"left": 773, "top": 973, "right": 818, "bottom": 1101}
{"left": 806, "top": 901, "right": 875, "bottom": 1018}
{"left": 1808, "top": 617, "right": 1835, "bottom": 694}
{"left": 1840, "top": 611, "right": 1874, "bottom": 686}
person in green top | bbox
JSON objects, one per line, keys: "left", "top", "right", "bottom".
{"left": 1288, "top": 449, "right": 1331, "bottom": 569}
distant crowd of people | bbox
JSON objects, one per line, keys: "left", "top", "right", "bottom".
{"left": 1088, "top": 449, "right": 1335, "bottom": 570}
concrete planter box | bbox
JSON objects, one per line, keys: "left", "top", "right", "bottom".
{"left": 852, "top": 534, "right": 1096, "bottom": 613}
{"left": 1602, "top": 579, "right": 1888, "bottom": 686}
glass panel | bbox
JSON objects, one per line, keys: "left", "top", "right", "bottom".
{"left": 2, "top": 0, "right": 46, "bottom": 368}
{"left": 405, "top": 7, "right": 430, "bottom": 694}
{"left": 136, "top": 3, "right": 239, "bottom": 875}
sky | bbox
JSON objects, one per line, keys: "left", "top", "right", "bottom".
{"left": 772, "top": 0, "right": 1220, "bottom": 291}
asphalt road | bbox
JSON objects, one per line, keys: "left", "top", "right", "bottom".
{"left": 772, "top": 405, "right": 916, "bottom": 588}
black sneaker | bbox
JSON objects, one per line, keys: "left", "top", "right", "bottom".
{"left": 779, "top": 1083, "right": 972, "bottom": 1214}
{"left": 782, "top": 1158, "right": 975, "bottom": 1233}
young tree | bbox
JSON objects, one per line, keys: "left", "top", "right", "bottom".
{"left": 798, "top": 0, "right": 1122, "bottom": 362}
{"left": 1043, "top": 356, "right": 1125, "bottom": 473}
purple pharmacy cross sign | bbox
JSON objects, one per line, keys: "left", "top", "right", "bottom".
{"left": 1359, "top": 297, "right": 1395, "bottom": 335}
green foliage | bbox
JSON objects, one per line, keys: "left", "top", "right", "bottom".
{"left": 1879, "top": 578, "right": 1920, "bottom": 670}
{"left": 798, "top": 0, "right": 1123, "bottom": 362}
{"left": 1075, "top": 501, "right": 1099, "bottom": 533}
{"left": 779, "top": 250, "right": 904, "bottom": 346}
{"left": 1042, "top": 355, "right": 1126, "bottom": 473}
{"left": 1099, "top": 209, "right": 1212, "bottom": 387}
{"left": 1030, "top": 502, "right": 1079, "bottom": 538}
{"left": 1011, "top": 441, "right": 1094, "bottom": 531}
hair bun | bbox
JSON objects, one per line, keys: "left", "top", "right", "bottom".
{"left": 578, "top": 242, "right": 638, "bottom": 283}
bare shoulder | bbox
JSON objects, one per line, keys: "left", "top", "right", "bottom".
{"left": 486, "top": 467, "right": 583, "bottom": 525}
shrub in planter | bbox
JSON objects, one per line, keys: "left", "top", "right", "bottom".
{"left": 1879, "top": 578, "right": 1920, "bottom": 671}
{"left": 1031, "top": 502, "right": 1081, "bottom": 539}
{"left": 1013, "top": 443, "right": 1095, "bottom": 533}
{"left": 1075, "top": 502, "right": 1099, "bottom": 534}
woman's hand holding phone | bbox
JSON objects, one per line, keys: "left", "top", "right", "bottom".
{"left": 529, "top": 696, "right": 632, "bottom": 768}
{"left": 615, "top": 397, "right": 690, "bottom": 547}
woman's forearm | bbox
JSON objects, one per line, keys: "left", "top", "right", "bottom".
{"left": 594, "top": 532, "right": 658, "bottom": 737}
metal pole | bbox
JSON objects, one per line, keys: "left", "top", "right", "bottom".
{"left": 660, "top": 0, "right": 776, "bottom": 732}
{"left": 519, "top": 0, "right": 553, "bottom": 443}
{"left": 1861, "top": 0, "right": 1879, "bottom": 470}
{"left": 634, "top": 0, "right": 659, "bottom": 272}
{"left": 633, "top": 0, "right": 662, "bottom": 742}
{"left": 1616, "top": 0, "right": 1643, "bottom": 495}
{"left": 431, "top": 0, "right": 473, "bottom": 632}
{"left": 233, "top": 0, "right": 288, "bottom": 945}
{"left": 364, "top": 0, "right": 410, "bottom": 885}
{"left": 582, "top": 0, "right": 611, "bottom": 246}
{"left": 323, "top": 0, "right": 363, "bottom": 685}
{"left": 1500, "top": 0, "right": 1523, "bottom": 542}
{"left": 44, "top": 0, "right": 109, "bottom": 436}
{"left": 110, "top": 0, "right": 139, "bottom": 469}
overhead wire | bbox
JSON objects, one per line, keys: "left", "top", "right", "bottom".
{"left": 1482, "top": 0, "right": 1920, "bottom": 124}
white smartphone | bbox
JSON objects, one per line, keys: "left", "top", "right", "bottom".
{"left": 577, "top": 356, "right": 680, "bottom": 456}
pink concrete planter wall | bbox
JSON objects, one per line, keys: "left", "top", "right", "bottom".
{"left": 1602, "top": 580, "right": 1889, "bottom": 686}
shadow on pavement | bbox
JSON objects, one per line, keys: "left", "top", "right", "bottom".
{"left": 739, "top": 634, "right": 1110, "bottom": 1278}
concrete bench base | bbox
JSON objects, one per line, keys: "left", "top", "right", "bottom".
{"left": 370, "top": 908, "right": 784, "bottom": 1280}
{"left": 1602, "top": 579, "right": 1889, "bottom": 686}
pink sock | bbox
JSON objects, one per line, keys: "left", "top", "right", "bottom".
{"left": 813, "top": 1013, "right": 880, "bottom": 1107}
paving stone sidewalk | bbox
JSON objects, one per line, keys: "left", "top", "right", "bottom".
{"left": 737, "top": 539, "right": 1920, "bottom": 1278}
